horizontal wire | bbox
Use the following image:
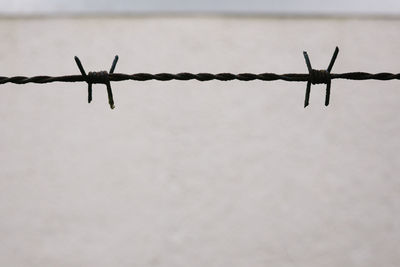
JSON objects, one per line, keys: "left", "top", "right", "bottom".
{"left": 1, "top": 48, "right": 399, "bottom": 108}
{"left": 1, "top": 72, "right": 400, "bottom": 84}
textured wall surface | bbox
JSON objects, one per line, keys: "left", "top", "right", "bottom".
{"left": 0, "top": 17, "right": 399, "bottom": 266}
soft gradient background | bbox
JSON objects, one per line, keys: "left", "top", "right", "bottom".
{"left": 1, "top": 0, "right": 400, "bottom": 15}
{"left": 0, "top": 2, "right": 400, "bottom": 267}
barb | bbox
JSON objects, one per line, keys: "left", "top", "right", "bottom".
{"left": 0, "top": 47, "right": 399, "bottom": 109}
{"left": 303, "top": 46, "right": 339, "bottom": 107}
{"left": 74, "top": 55, "right": 118, "bottom": 109}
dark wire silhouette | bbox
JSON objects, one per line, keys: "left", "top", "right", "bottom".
{"left": 1, "top": 46, "right": 399, "bottom": 109}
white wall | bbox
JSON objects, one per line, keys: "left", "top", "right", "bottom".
{"left": 0, "top": 16, "right": 399, "bottom": 266}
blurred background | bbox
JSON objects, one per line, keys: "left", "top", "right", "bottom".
{"left": 0, "top": 1, "right": 399, "bottom": 267}
{"left": 1, "top": 0, "right": 400, "bottom": 15}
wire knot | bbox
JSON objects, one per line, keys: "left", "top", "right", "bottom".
{"left": 303, "top": 47, "right": 339, "bottom": 107}
{"left": 74, "top": 56, "right": 119, "bottom": 109}
{"left": 87, "top": 71, "right": 110, "bottom": 84}
{"left": 309, "top": 69, "right": 331, "bottom": 85}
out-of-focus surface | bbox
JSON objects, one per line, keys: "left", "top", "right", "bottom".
{"left": 0, "top": 17, "right": 399, "bottom": 267}
{"left": 1, "top": 0, "right": 400, "bottom": 15}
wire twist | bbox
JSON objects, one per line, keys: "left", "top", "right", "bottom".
{"left": 1, "top": 47, "right": 400, "bottom": 109}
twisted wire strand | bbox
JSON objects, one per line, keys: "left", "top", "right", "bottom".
{"left": 1, "top": 72, "right": 400, "bottom": 84}
{"left": 1, "top": 47, "right": 399, "bottom": 108}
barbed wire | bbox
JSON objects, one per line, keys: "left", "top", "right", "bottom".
{"left": 1, "top": 47, "right": 399, "bottom": 109}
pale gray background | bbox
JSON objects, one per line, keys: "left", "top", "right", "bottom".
{"left": 1, "top": 0, "right": 400, "bottom": 15}
{"left": 0, "top": 1, "right": 400, "bottom": 267}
